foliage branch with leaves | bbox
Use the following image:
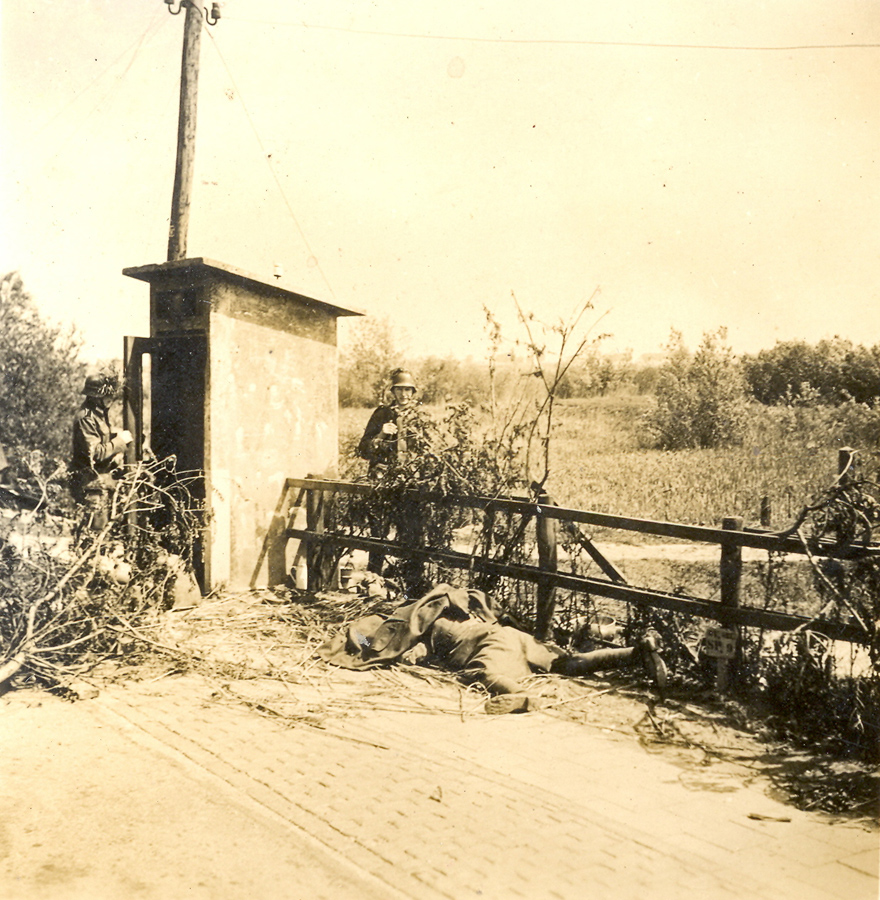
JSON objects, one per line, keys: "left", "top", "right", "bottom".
{"left": 338, "top": 291, "right": 607, "bottom": 613}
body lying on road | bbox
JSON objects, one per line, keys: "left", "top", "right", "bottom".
{"left": 318, "top": 584, "right": 666, "bottom": 713}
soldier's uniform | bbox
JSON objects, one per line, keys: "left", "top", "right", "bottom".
{"left": 356, "top": 403, "right": 400, "bottom": 472}
{"left": 70, "top": 375, "right": 129, "bottom": 528}
{"left": 356, "top": 369, "right": 427, "bottom": 591}
{"left": 357, "top": 368, "right": 419, "bottom": 472}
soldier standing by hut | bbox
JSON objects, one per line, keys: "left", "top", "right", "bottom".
{"left": 356, "top": 368, "right": 428, "bottom": 594}
{"left": 356, "top": 367, "right": 418, "bottom": 474}
{"left": 70, "top": 373, "right": 132, "bottom": 531}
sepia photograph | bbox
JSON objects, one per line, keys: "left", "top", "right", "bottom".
{"left": 1, "top": 2, "right": 878, "bottom": 898}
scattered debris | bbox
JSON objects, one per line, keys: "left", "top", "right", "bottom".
{"left": 748, "top": 813, "right": 791, "bottom": 823}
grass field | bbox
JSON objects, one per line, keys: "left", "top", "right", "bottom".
{"left": 548, "top": 397, "right": 841, "bottom": 529}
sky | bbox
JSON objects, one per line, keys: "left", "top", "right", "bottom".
{"left": 2, "top": 0, "right": 879, "bottom": 364}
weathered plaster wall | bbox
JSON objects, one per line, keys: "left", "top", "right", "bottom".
{"left": 126, "top": 259, "right": 357, "bottom": 593}
{"left": 205, "top": 282, "right": 338, "bottom": 589}
{"left": 209, "top": 276, "right": 335, "bottom": 344}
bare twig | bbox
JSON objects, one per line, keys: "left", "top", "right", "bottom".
{"left": 796, "top": 527, "right": 870, "bottom": 633}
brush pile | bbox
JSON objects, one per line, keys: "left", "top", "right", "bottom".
{"left": 0, "top": 457, "right": 203, "bottom": 692}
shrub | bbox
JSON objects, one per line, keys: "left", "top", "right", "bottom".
{"left": 755, "top": 633, "right": 878, "bottom": 763}
{"left": 0, "top": 272, "right": 86, "bottom": 461}
{"left": 743, "top": 337, "right": 880, "bottom": 405}
{"left": 411, "top": 356, "right": 490, "bottom": 406}
{"left": 747, "top": 391, "right": 880, "bottom": 457}
{"left": 557, "top": 352, "right": 634, "bottom": 399}
{"left": 647, "top": 328, "right": 749, "bottom": 450}
{"left": 631, "top": 363, "right": 660, "bottom": 395}
{"left": 0, "top": 458, "right": 205, "bottom": 686}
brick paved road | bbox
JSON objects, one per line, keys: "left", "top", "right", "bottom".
{"left": 0, "top": 688, "right": 403, "bottom": 900}
{"left": 72, "top": 671, "right": 879, "bottom": 900}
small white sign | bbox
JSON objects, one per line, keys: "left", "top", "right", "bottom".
{"left": 702, "top": 626, "right": 738, "bottom": 660}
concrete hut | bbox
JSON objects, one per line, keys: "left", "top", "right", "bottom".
{"left": 122, "top": 257, "right": 362, "bottom": 592}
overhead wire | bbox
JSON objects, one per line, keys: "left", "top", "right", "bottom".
{"left": 202, "top": 25, "right": 337, "bottom": 300}
{"left": 31, "top": 12, "right": 171, "bottom": 176}
{"left": 220, "top": 16, "right": 880, "bottom": 52}
{"left": 31, "top": 6, "right": 168, "bottom": 142}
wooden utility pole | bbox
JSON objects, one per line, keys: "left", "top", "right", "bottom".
{"left": 167, "top": 2, "right": 204, "bottom": 261}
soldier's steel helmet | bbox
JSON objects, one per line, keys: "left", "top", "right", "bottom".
{"left": 390, "top": 368, "right": 416, "bottom": 390}
{"left": 82, "top": 374, "right": 118, "bottom": 399}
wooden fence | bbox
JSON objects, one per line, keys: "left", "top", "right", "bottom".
{"left": 282, "top": 476, "right": 873, "bottom": 650}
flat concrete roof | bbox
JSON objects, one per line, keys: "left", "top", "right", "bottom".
{"left": 123, "top": 257, "right": 364, "bottom": 318}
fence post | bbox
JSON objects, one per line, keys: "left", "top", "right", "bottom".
{"left": 716, "top": 515, "right": 743, "bottom": 691}
{"left": 322, "top": 489, "right": 339, "bottom": 588}
{"left": 397, "top": 488, "right": 428, "bottom": 597}
{"left": 535, "top": 492, "right": 558, "bottom": 641}
{"left": 306, "top": 485, "right": 325, "bottom": 592}
{"left": 760, "top": 496, "right": 772, "bottom": 528}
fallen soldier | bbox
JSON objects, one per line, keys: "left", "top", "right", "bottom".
{"left": 318, "top": 584, "right": 667, "bottom": 713}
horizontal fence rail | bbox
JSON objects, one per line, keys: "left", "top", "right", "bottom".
{"left": 283, "top": 477, "right": 874, "bottom": 647}
{"left": 284, "top": 479, "right": 880, "bottom": 561}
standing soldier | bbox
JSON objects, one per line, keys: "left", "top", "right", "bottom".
{"left": 356, "top": 367, "right": 418, "bottom": 474}
{"left": 356, "top": 368, "right": 427, "bottom": 592}
{"left": 70, "top": 373, "right": 132, "bottom": 531}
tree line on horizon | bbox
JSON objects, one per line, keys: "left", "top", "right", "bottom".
{"left": 340, "top": 316, "right": 880, "bottom": 410}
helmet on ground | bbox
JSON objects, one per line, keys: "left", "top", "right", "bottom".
{"left": 390, "top": 368, "right": 416, "bottom": 390}
{"left": 82, "top": 373, "right": 119, "bottom": 399}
